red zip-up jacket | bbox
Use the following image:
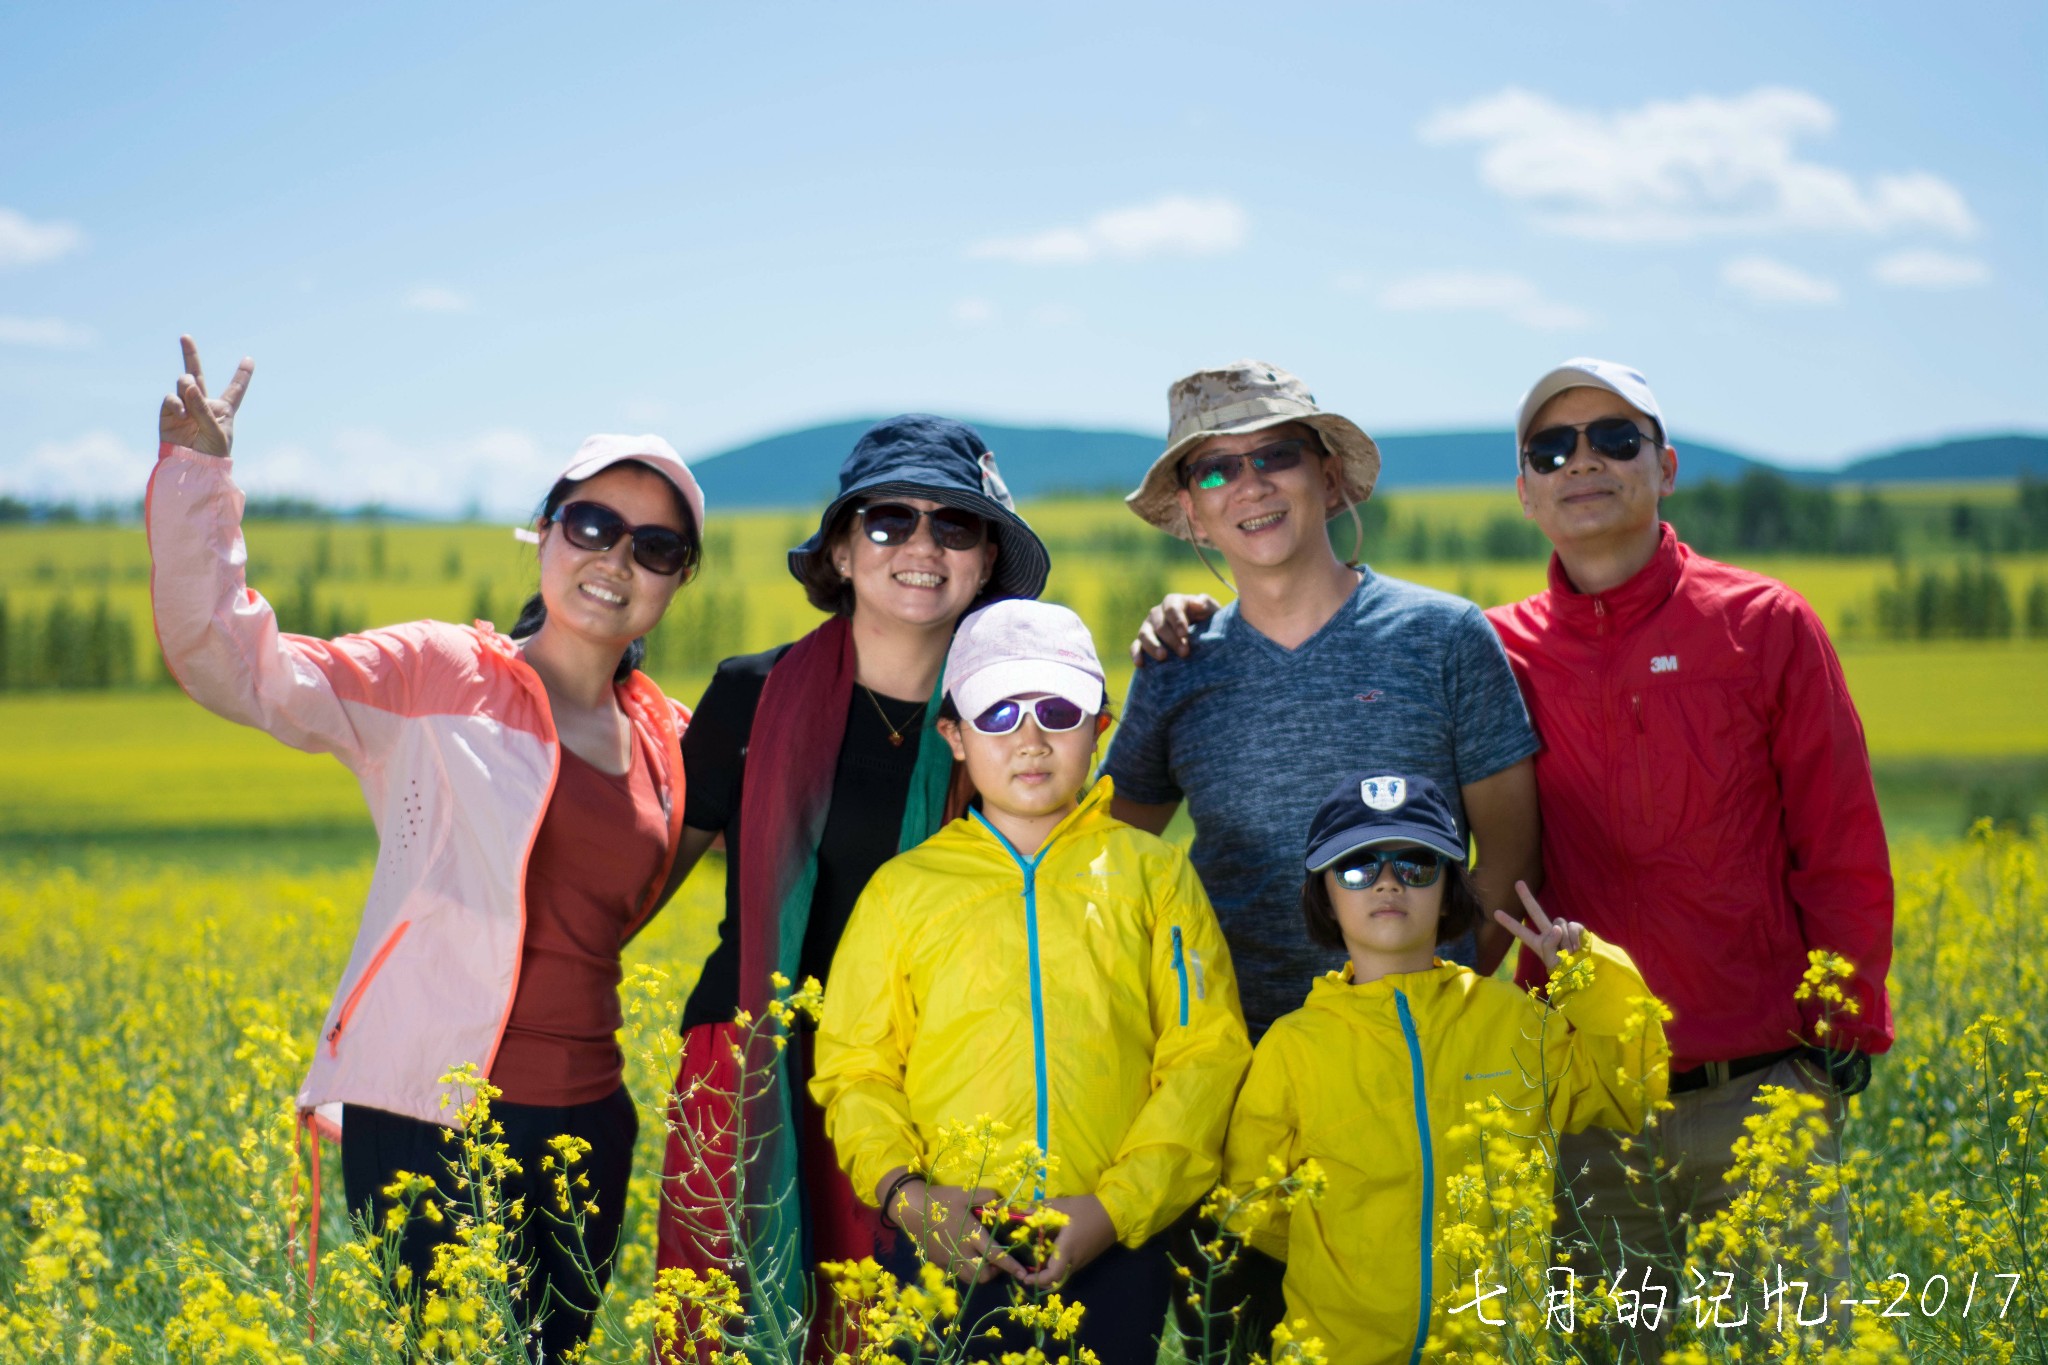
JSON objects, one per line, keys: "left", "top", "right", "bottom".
{"left": 1486, "top": 525, "right": 1893, "bottom": 1072}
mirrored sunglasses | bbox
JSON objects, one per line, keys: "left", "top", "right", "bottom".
{"left": 1179, "top": 438, "right": 1312, "bottom": 492}
{"left": 1521, "top": 418, "right": 1657, "bottom": 475}
{"left": 970, "top": 695, "right": 1090, "bottom": 735}
{"left": 1331, "top": 846, "right": 1444, "bottom": 891}
{"left": 859, "top": 502, "right": 989, "bottom": 552}
{"left": 553, "top": 501, "right": 694, "bottom": 577}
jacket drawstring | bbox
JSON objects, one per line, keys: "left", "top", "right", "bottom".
{"left": 290, "top": 1112, "right": 321, "bottom": 1342}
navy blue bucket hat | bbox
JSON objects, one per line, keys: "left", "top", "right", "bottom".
{"left": 788, "top": 414, "right": 1050, "bottom": 602}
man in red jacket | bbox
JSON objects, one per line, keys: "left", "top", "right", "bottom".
{"left": 1481, "top": 358, "right": 1894, "bottom": 1338}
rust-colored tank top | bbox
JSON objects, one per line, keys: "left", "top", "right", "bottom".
{"left": 491, "top": 733, "right": 668, "bottom": 1106}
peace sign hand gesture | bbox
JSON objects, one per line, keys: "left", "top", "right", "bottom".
{"left": 1492, "top": 880, "right": 1585, "bottom": 974}
{"left": 158, "top": 335, "right": 254, "bottom": 459}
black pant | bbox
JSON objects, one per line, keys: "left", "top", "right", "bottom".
{"left": 1166, "top": 1207, "right": 1288, "bottom": 1363}
{"left": 881, "top": 1232, "right": 1173, "bottom": 1361}
{"left": 342, "top": 1085, "right": 638, "bottom": 1361}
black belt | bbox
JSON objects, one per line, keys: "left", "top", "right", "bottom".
{"left": 1668, "top": 1048, "right": 1798, "bottom": 1095}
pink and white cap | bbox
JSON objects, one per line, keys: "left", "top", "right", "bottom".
{"left": 556, "top": 433, "right": 707, "bottom": 533}
{"left": 944, "top": 599, "right": 1107, "bottom": 724}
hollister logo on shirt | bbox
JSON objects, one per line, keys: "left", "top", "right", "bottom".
{"left": 1650, "top": 654, "right": 1679, "bottom": 674}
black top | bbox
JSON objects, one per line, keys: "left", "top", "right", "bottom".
{"left": 677, "top": 645, "right": 931, "bottom": 1032}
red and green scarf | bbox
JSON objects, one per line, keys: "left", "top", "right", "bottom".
{"left": 733, "top": 614, "right": 955, "bottom": 1347}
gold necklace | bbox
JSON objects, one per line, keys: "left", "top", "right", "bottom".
{"left": 860, "top": 684, "right": 918, "bottom": 747}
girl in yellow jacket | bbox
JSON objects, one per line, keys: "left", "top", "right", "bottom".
{"left": 1222, "top": 772, "right": 1669, "bottom": 1365}
{"left": 812, "top": 600, "right": 1252, "bottom": 1360}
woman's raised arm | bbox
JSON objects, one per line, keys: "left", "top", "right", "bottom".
{"left": 149, "top": 337, "right": 429, "bottom": 765}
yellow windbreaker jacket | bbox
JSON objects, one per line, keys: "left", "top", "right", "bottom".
{"left": 811, "top": 777, "right": 1252, "bottom": 1246}
{"left": 1222, "top": 936, "right": 1669, "bottom": 1365}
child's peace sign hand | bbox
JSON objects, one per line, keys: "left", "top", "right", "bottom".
{"left": 1492, "top": 880, "right": 1585, "bottom": 974}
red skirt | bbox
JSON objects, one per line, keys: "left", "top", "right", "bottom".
{"left": 654, "top": 1021, "right": 896, "bottom": 1363}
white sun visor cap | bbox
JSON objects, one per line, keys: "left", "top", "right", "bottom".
{"left": 944, "top": 599, "right": 1107, "bottom": 727}
{"left": 1514, "top": 359, "right": 1668, "bottom": 470}
{"left": 555, "top": 433, "right": 707, "bottom": 535}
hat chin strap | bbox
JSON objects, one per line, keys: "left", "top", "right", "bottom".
{"left": 1189, "top": 539, "right": 1236, "bottom": 596}
{"left": 1338, "top": 489, "right": 1367, "bottom": 567}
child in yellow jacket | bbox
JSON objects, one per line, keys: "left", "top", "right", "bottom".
{"left": 1221, "top": 772, "right": 1669, "bottom": 1365}
{"left": 812, "top": 599, "right": 1252, "bottom": 1360}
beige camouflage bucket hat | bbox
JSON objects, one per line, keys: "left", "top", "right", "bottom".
{"left": 1126, "top": 359, "right": 1381, "bottom": 541}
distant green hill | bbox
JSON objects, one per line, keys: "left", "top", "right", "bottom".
{"left": 689, "top": 419, "right": 1788, "bottom": 507}
{"left": 1834, "top": 434, "right": 2046, "bottom": 484}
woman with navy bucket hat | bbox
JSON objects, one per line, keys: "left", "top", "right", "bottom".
{"left": 653, "top": 415, "right": 1048, "bottom": 1359}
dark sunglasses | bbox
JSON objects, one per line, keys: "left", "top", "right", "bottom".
{"left": 1330, "top": 846, "right": 1444, "bottom": 891}
{"left": 1521, "top": 419, "right": 1659, "bottom": 475}
{"left": 859, "top": 502, "right": 989, "bottom": 552}
{"left": 1179, "top": 438, "right": 1312, "bottom": 492}
{"left": 552, "top": 501, "right": 695, "bottom": 577}
{"left": 970, "top": 695, "right": 1090, "bottom": 735}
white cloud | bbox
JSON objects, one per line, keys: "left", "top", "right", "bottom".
{"left": 313, "top": 428, "right": 549, "bottom": 517}
{"left": 0, "top": 316, "right": 95, "bottom": 348}
{"left": 968, "top": 195, "right": 1247, "bottom": 265}
{"left": 1722, "top": 255, "right": 1841, "bottom": 305}
{"left": 1421, "top": 87, "right": 1978, "bottom": 242}
{"left": 1377, "top": 271, "right": 1591, "bottom": 329}
{"left": 0, "top": 207, "right": 84, "bottom": 268}
{"left": 7, "top": 431, "right": 145, "bottom": 502}
{"left": 1872, "top": 249, "right": 1991, "bottom": 289}
{"left": 403, "top": 285, "right": 472, "bottom": 313}
{"left": 4, "top": 425, "right": 558, "bottom": 516}
{"left": 952, "top": 297, "right": 996, "bottom": 325}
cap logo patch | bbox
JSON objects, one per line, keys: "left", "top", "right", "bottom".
{"left": 1360, "top": 776, "right": 1407, "bottom": 811}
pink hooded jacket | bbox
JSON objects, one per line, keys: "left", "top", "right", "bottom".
{"left": 146, "top": 443, "right": 688, "bottom": 1134}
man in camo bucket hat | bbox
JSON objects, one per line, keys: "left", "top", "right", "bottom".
{"left": 1103, "top": 359, "right": 1546, "bottom": 1350}
{"left": 1125, "top": 360, "right": 1381, "bottom": 542}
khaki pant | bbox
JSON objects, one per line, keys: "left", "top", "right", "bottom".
{"left": 1554, "top": 1055, "right": 1850, "bottom": 1361}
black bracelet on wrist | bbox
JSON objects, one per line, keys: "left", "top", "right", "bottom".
{"left": 878, "top": 1171, "right": 923, "bottom": 1232}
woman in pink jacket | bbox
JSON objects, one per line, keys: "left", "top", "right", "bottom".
{"left": 149, "top": 337, "right": 703, "bottom": 1357}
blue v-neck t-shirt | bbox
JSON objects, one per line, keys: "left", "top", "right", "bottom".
{"left": 1102, "top": 569, "right": 1540, "bottom": 1034}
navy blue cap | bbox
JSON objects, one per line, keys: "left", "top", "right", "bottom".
{"left": 1304, "top": 772, "right": 1466, "bottom": 872}
{"left": 788, "top": 414, "right": 1050, "bottom": 603}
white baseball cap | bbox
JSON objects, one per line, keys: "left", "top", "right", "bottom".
{"left": 944, "top": 599, "right": 1106, "bottom": 725}
{"left": 1514, "top": 359, "right": 1667, "bottom": 470}
{"left": 555, "top": 433, "right": 706, "bottom": 533}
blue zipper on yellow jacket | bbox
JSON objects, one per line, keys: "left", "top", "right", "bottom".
{"left": 1395, "top": 988, "right": 1433, "bottom": 1365}
{"left": 969, "top": 808, "right": 1052, "bottom": 1200}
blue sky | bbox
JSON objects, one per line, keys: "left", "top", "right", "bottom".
{"left": 2, "top": 1, "right": 2041, "bottom": 515}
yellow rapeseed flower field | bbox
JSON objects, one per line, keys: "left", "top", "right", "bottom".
{"left": 1, "top": 827, "right": 2041, "bottom": 1361}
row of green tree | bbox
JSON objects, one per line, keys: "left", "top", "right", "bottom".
{"left": 0, "top": 574, "right": 367, "bottom": 692}
{"left": 1855, "top": 562, "right": 2048, "bottom": 640}
{"left": 0, "top": 595, "right": 141, "bottom": 689}
{"left": 1664, "top": 471, "right": 2048, "bottom": 557}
